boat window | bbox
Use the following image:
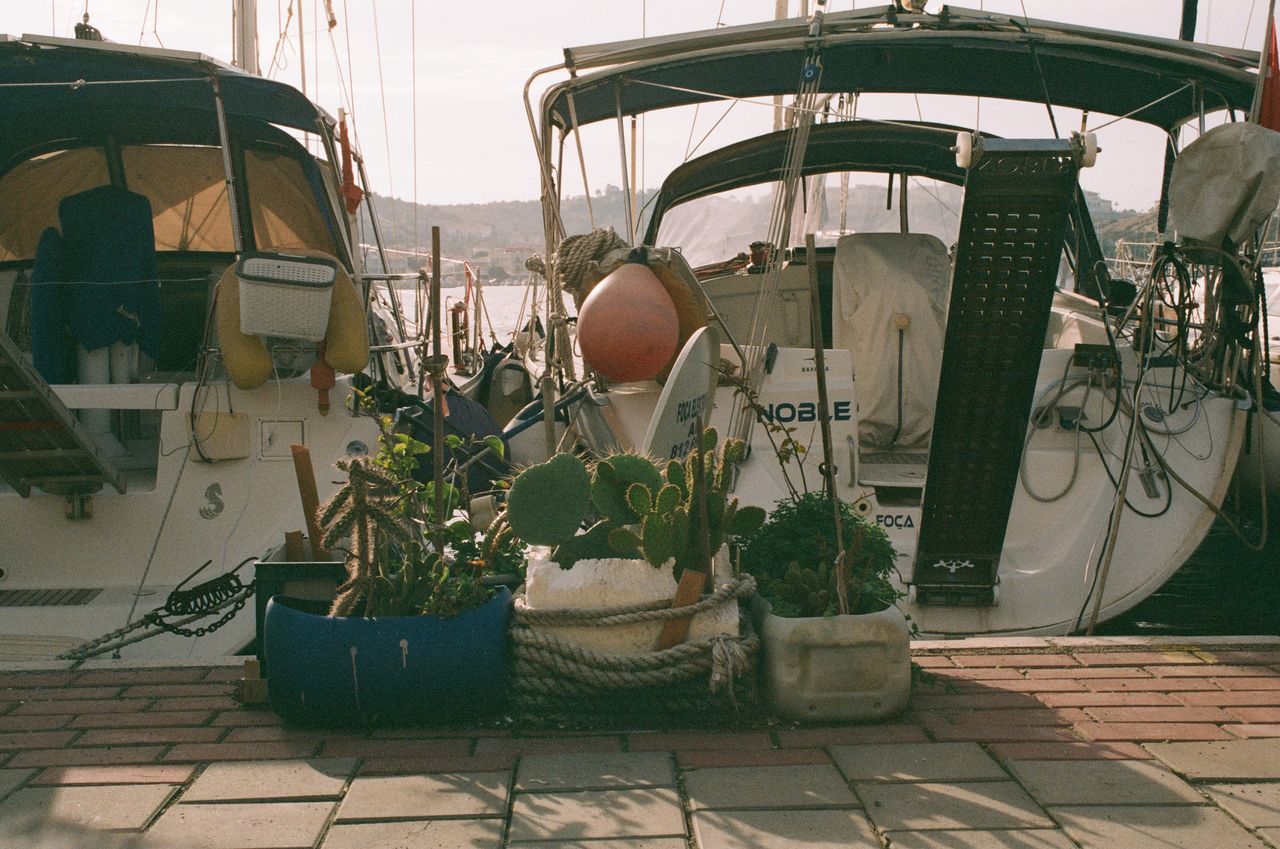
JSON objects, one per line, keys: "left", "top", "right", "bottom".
{"left": 654, "top": 173, "right": 961, "bottom": 268}
{"left": 121, "top": 144, "right": 235, "bottom": 252}
{"left": 0, "top": 147, "right": 110, "bottom": 262}
{"left": 244, "top": 148, "right": 337, "bottom": 254}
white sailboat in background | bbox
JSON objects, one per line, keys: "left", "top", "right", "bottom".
{"left": 0, "top": 4, "right": 427, "bottom": 660}
{"left": 517, "top": 2, "right": 1277, "bottom": 636}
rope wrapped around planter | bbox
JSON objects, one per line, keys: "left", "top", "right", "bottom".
{"left": 509, "top": 575, "right": 759, "bottom": 716}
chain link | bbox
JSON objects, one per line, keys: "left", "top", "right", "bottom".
{"left": 57, "top": 581, "right": 256, "bottom": 661}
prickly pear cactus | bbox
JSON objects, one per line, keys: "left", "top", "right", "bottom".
{"left": 505, "top": 453, "right": 591, "bottom": 546}
{"left": 590, "top": 453, "right": 662, "bottom": 524}
{"left": 606, "top": 427, "right": 764, "bottom": 578}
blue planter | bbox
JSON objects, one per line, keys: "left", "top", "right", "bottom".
{"left": 263, "top": 587, "right": 513, "bottom": 725}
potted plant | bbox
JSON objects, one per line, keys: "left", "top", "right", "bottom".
{"left": 498, "top": 429, "right": 765, "bottom": 715}
{"left": 262, "top": 415, "right": 519, "bottom": 726}
{"left": 740, "top": 491, "right": 912, "bottom": 722}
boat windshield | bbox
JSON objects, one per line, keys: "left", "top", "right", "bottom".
{"left": 654, "top": 172, "right": 962, "bottom": 269}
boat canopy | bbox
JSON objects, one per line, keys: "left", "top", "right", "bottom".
{"left": 0, "top": 35, "right": 344, "bottom": 264}
{"left": 541, "top": 6, "right": 1258, "bottom": 133}
{"left": 0, "top": 35, "right": 333, "bottom": 166}
{"left": 643, "top": 120, "right": 972, "bottom": 243}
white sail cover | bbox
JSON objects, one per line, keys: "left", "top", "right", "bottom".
{"left": 832, "top": 232, "right": 949, "bottom": 450}
{"left": 1168, "top": 122, "right": 1280, "bottom": 247}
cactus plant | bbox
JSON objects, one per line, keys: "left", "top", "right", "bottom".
{"left": 505, "top": 453, "right": 592, "bottom": 546}
{"left": 607, "top": 427, "right": 765, "bottom": 579}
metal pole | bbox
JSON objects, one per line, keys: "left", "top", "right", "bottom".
{"left": 429, "top": 227, "right": 448, "bottom": 528}
{"left": 210, "top": 76, "right": 244, "bottom": 253}
{"left": 615, "top": 86, "right": 636, "bottom": 242}
{"left": 806, "top": 234, "right": 848, "bottom": 614}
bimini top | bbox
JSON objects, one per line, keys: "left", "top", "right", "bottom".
{"left": 643, "top": 119, "right": 973, "bottom": 242}
{"left": 541, "top": 6, "right": 1258, "bottom": 133}
{"left": 0, "top": 34, "right": 331, "bottom": 163}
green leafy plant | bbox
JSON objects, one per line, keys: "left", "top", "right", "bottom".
{"left": 318, "top": 412, "right": 494, "bottom": 619}
{"left": 739, "top": 491, "right": 899, "bottom": 618}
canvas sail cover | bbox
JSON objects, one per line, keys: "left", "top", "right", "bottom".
{"left": 1168, "top": 122, "right": 1280, "bottom": 247}
{"left": 831, "top": 232, "right": 949, "bottom": 450}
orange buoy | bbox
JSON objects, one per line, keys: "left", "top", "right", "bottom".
{"left": 577, "top": 252, "right": 679, "bottom": 382}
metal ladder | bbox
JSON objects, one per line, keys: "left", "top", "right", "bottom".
{"left": 0, "top": 332, "right": 124, "bottom": 498}
{"left": 912, "top": 137, "right": 1082, "bottom": 605}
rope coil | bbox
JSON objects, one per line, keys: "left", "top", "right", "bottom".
{"left": 508, "top": 575, "right": 758, "bottom": 712}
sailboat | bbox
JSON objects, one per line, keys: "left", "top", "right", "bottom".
{"left": 518, "top": 3, "right": 1276, "bottom": 635}
{"left": 0, "top": 20, "right": 422, "bottom": 659}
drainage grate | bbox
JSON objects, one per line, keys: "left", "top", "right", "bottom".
{"left": 0, "top": 588, "right": 103, "bottom": 607}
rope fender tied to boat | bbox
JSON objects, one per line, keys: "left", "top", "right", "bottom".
{"left": 508, "top": 575, "right": 758, "bottom": 711}
{"left": 552, "top": 227, "right": 630, "bottom": 300}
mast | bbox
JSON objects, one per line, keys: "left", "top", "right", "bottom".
{"left": 232, "top": 0, "right": 260, "bottom": 76}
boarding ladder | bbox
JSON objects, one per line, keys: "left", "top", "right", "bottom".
{"left": 912, "top": 137, "right": 1082, "bottom": 605}
{"left": 0, "top": 332, "right": 124, "bottom": 498}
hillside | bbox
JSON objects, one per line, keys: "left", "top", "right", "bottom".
{"left": 360, "top": 184, "right": 1155, "bottom": 281}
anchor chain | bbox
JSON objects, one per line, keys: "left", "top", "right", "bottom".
{"left": 58, "top": 559, "right": 258, "bottom": 661}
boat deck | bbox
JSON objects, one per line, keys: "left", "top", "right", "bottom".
{"left": 1, "top": 635, "right": 1278, "bottom": 848}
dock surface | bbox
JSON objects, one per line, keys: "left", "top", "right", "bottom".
{"left": 2, "top": 636, "right": 1279, "bottom": 848}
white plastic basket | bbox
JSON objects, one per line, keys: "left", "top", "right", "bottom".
{"left": 236, "top": 252, "right": 338, "bottom": 342}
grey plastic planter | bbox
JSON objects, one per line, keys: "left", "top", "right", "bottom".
{"left": 751, "top": 596, "right": 911, "bottom": 722}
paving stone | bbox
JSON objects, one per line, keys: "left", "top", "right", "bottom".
{"left": 1203, "top": 782, "right": 1280, "bottom": 827}
{"left": 473, "top": 736, "right": 622, "bottom": 756}
{"left": 146, "top": 801, "right": 335, "bottom": 848}
{"left": 358, "top": 755, "right": 516, "bottom": 775}
{"left": 511, "top": 842, "right": 686, "bottom": 849}
{"left": 774, "top": 724, "right": 928, "bottom": 747}
{"left": 8, "top": 745, "right": 164, "bottom": 768}
{"left": 1051, "top": 805, "right": 1269, "bottom": 849}
{"left": 1004, "top": 759, "right": 1203, "bottom": 805}
{"left": 1147, "top": 738, "right": 1280, "bottom": 779}
{"left": 685, "top": 763, "right": 860, "bottom": 810}
{"left": 854, "top": 781, "right": 1052, "bottom": 830}
{"left": 676, "top": 748, "right": 831, "bottom": 769}
{"left": 0, "top": 767, "right": 32, "bottom": 798}
{"left": 516, "top": 752, "right": 673, "bottom": 791}
{"left": 0, "top": 784, "right": 176, "bottom": 832}
{"left": 337, "top": 771, "right": 508, "bottom": 821}
{"left": 628, "top": 731, "right": 771, "bottom": 751}
{"left": 321, "top": 818, "right": 504, "bottom": 849}
{"left": 182, "top": 758, "right": 357, "bottom": 802}
{"left": 987, "top": 742, "right": 1152, "bottom": 761}
{"left": 30, "top": 765, "right": 195, "bottom": 786}
{"left": 1226, "top": 724, "right": 1280, "bottom": 738}
{"left": 1075, "top": 722, "right": 1232, "bottom": 742}
{"left": 883, "top": 830, "right": 1079, "bottom": 849}
{"left": 691, "top": 808, "right": 878, "bottom": 848}
{"left": 830, "top": 742, "right": 1006, "bottom": 782}
{"left": 508, "top": 788, "right": 684, "bottom": 841}
{"left": 1261, "top": 828, "right": 1280, "bottom": 848}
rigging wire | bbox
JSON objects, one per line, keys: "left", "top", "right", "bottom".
{"left": 369, "top": 0, "right": 401, "bottom": 259}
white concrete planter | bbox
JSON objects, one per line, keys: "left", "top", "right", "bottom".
{"left": 522, "top": 557, "right": 738, "bottom": 655}
{"left": 752, "top": 596, "right": 911, "bottom": 722}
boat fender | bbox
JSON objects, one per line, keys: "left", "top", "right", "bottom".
{"left": 215, "top": 252, "right": 369, "bottom": 390}
{"left": 578, "top": 246, "right": 708, "bottom": 380}
{"left": 577, "top": 249, "right": 679, "bottom": 382}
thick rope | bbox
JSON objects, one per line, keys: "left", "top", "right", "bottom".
{"left": 514, "top": 575, "right": 755, "bottom": 626}
{"left": 553, "top": 227, "right": 630, "bottom": 299}
{"left": 509, "top": 577, "right": 759, "bottom": 708}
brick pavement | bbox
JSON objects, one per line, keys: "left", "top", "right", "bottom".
{"left": 0, "top": 636, "right": 1277, "bottom": 847}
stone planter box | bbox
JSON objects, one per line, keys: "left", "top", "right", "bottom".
{"left": 751, "top": 596, "right": 911, "bottom": 722}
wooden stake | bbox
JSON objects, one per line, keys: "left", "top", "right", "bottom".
{"left": 290, "top": 443, "right": 329, "bottom": 561}
{"left": 284, "top": 530, "right": 307, "bottom": 562}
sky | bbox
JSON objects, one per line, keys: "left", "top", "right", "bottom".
{"left": 8, "top": 1, "right": 1275, "bottom": 213}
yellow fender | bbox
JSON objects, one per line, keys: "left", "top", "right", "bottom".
{"left": 216, "top": 252, "right": 369, "bottom": 390}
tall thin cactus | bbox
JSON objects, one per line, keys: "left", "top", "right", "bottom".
{"left": 319, "top": 457, "right": 413, "bottom": 617}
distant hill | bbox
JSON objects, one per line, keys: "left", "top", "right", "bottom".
{"left": 360, "top": 184, "right": 1156, "bottom": 282}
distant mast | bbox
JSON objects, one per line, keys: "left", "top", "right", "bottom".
{"left": 232, "top": 0, "right": 260, "bottom": 75}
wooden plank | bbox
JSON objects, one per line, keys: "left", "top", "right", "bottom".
{"left": 290, "top": 444, "right": 330, "bottom": 561}
{"left": 655, "top": 568, "right": 707, "bottom": 650}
